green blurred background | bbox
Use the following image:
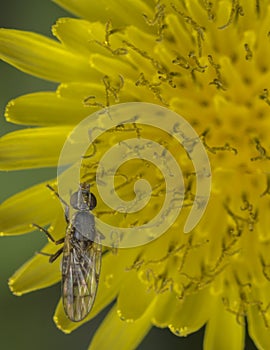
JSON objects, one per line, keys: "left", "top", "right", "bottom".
{"left": 0, "top": 1, "right": 256, "bottom": 349}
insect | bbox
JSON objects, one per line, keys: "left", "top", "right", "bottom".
{"left": 33, "top": 182, "right": 102, "bottom": 322}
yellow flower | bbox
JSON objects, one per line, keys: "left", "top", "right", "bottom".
{"left": 1, "top": 0, "right": 270, "bottom": 349}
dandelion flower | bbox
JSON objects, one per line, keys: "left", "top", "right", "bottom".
{"left": 1, "top": 0, "right": 270, "bottom": 349}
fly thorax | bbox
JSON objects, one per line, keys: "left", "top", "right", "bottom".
{"left": 72, "top": 211, "right": 96, "bottom": 241}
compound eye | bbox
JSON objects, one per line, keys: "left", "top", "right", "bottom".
{"left": 70, "top": 191, "right": 80, "bottom": 209}
{"left": 89, "top": 193, "right": 97, "bottom": 210}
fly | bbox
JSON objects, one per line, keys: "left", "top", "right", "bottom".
{"left": 33, "top": 182, "right": 102, "bottom": 322}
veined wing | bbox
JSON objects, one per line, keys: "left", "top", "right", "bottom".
{"left": 61, "top": 235, "right": 102, "bottom": 322}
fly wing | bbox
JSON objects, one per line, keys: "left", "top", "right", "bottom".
{"left": 61, "top": 234, "right": 102, "bottom": 322}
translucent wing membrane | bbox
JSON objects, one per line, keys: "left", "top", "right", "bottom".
{"left": 62, "top": 235, "right": 102, "bottom": 322}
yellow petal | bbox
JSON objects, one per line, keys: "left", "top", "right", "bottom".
{"left": 256, "top": 4, "right": 270, "bottom": 71}
{"left": 117, "top": 269, "right": 155, "bottom": 322}
{"left": 0, "top": 28, "right": 100, "bottom": 82}
{"left": 52, "top": 18, "right": 105, "bottom": 56}
{"left": 58, "top": 82, "right": 106, "bottom": 101}
{"left": 247, "top": 304, "right": 270, "bottom": 350}
{"left": 152, "top": 287, "right": 211, "bottom": 336}
{"left": 54, "top": 0, "right": 152, "bottom": 29}
{"left": 5, "top": 92, "right": 89, "bottom": 126}
{"left": 8, "top": 196, "right": 68, "bottom": 296}
{"left": 90, "top": 54, "right": 136, "bottom": 79}
{"left": 247, "top": 285, "right": 270, "bottom": 350}
{"left": 0, "top": 126, "right": 72, "bottom": 170}
{"left": 168, "top": 288, "right": 212, "bottom": 336}
{"left": 0, "top": 181, "right": 59, "bottom": 235}
{"left": 204, "top": 297, "right": 245, "bottom": 350}
{"left": 9, "top": 242, "right": 61, "bottom": 295}
{"left": 54, "top": 248, "right": 140, "bottom": 333}
{"left": 152, "top": 292, "right": 176, "bottom": 328}
{"left": 58, "top": 79, "right": 145, "bottom": 105}
{"left": 89, "top": 301, "right": 154, "bottom": 350}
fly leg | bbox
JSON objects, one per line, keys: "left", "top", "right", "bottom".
{"left": 32, "top": 223, "right": 65, "bottom": 263}
{"left": 38, "top": 246, "right": 64, "bottom": 263}
{"left": 46, "top": 184, "right": 70, "bottom": 224}
{"left": 32, "top": 223, "right": 65, "bottom": 244}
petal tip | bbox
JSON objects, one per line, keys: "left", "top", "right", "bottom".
{"left": 53, "top": 315, "right": 72, "bottom": 334}
{"left": 4, "top": 99, "right": 15, "bottom": 121}
{"left": 117, "top": 308, "right": 134, "bottom": 323}
{"left": 8, "top": 278, "right": 22, "bottom": 296}
{"left": 168, "top": 324, "right": 190, "bottom": 337}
